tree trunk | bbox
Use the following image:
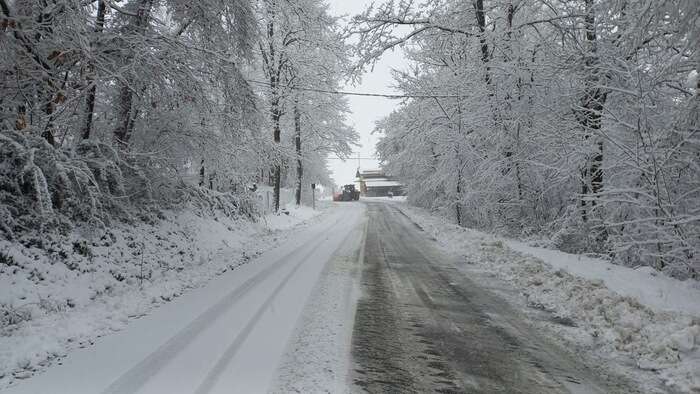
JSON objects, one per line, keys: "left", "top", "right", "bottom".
{"left": 456, "top": 165, "right": 463, "bottom": 226}
{"left": 501, "top": 1, "right": 518, "bottom": 187}
{"left": 113, "top": 0, "right": 153, "bottom": 147}
{"left": 473, "top": 0, "right": 490, "bottom": 86}
{"left": 579, "top": 0, "right": 607, "bottom": 223}
{"left": 271, "top": 94, "right": 282, "bottom": 211}
{"left": 294, "top": 101, "right": 302, "bottom": 206}
{"left": 114, "top": 84, "right": 135, "bottom": 145}
{"left": 264, "top": 10, "right": 285, "bottom": 213}
{"left": 15, "top": 105, "right": 27, "bottom": 130}
{"left": 41, "top": 89, "right": 56, "bottom": 146}
{"left": 273, "top": 165, "right": 281, "bottom": 212}
{"left": 81, "top": 0, "right": 106, "bottom": 140}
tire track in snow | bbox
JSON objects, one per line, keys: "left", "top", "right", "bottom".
{"left": 269, "top": 213, "right": 367, "bottom": 393}
{"left": 102, "top": 209, "right": 353, "bottom": 394}
{"left": 194, "top": 222, "right": 359, "bottom": 394}
{"left": 192, "top": 254, "right": 309, "bottom": 394}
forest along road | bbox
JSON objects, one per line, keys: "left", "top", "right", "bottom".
{"left": 350, "top": 201, "right": 640, "bottom": 394}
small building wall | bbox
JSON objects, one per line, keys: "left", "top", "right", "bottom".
{"left": 356, "top": 169, "right": 405, "bottom": 197}
{"left": 365, "top": 185, "right": 405, "bottom": 197}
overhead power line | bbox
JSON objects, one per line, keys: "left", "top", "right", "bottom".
{"left": 246, "top": 79, "right": 461, "bottom": 99}
{"left": 326, "top": 157, "right": 377, "bottom": 160}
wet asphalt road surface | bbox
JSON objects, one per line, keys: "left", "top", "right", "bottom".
{"left": 350, "top": 202, "right": 640, "bottom": 394}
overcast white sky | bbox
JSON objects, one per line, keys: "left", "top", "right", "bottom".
{"left": 325, "top": 0, "right": 406, "bottom": 187}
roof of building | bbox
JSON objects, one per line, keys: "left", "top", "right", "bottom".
{"left": 357, "top": 169, "right": 385, "bottom": 179}
{"left": 356, "top": 169, "right": 403, "bottom": 188}
{"left": 365, "top": 179, "right": 402, "bottom": 188}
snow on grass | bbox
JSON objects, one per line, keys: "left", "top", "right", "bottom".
{"left": 263, "top": 202, "right": 326, "bottom": 231}
{"left": 0, "top": 205, "right": 330, "bottom": 390}
{"left": 393, "top": 202, "right": 700, "bottom": 394}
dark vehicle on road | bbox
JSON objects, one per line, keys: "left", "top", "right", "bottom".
{"left": 335, "top": 184, "right": 359, "bottom": 201}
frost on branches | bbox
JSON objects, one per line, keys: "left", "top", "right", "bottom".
{"left": 353, "top": 0, "right": 700, "bottom": 279}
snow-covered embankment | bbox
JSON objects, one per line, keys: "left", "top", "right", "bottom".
{"left": 0, "top": 203, "right": 325, "bottom": 390}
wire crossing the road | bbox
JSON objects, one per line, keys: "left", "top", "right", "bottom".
{"left": 246, "top": 79, "right": 462, "bottom": 99}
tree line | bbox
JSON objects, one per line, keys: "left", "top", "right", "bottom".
{"left": 353, "top": 0, "right": 699, "bottom": 278}
{"left": 0, "top": 0, "right": 356, "bottom": 238}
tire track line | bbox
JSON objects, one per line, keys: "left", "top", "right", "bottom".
{"left": 102, "top": 210, "right": 350, "bottom": 394}
{"left": 194, "top": 213, "right": 361, "bottom": 394}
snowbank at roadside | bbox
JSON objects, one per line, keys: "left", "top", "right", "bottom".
{"left": 506, "top": 241, "right": 700, "bottom": 317}
{"left": 0, "top": 205, "right": 330, "bottom": 390}
{"left": 393, "top": 202, "right": 700, "bottom": 393}
{"left": 263, "top": 203, "right": 325, "bottom": 231}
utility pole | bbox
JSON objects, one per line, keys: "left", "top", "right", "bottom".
{"left": 311, "top": 183, "right": 316, "bottom": 210}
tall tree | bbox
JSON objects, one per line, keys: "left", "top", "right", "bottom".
{"left": 357, "top": 0, "right": 700, "bottom": 277}
{"left": 80, "top": 0, "right": 107, "bottom": 140}
{"left": 257, "top": 0, "right": 355, "bottom": 210}
{"left": 113, "top": 0, "right": 154, "bottom": 147}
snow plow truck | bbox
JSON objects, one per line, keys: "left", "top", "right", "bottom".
{"left": 333, "top": 184, "right": 360, "bottom": 201}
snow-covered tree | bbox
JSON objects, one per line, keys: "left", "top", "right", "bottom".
{"left": 256, "top": 0, "right": 356, "bottom": 210}
{"left": 355, "top": 0, "right": 700, "bottom": 278}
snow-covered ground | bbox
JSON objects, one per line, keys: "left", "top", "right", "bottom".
{"left": 0, "top": 203, "right": 327, "bottom": 391}
{"left": 271, "top": 207, "right": 366, "bottom": 393}
{"left": 506, "top": 241, "right": 700, "bottom": 317}
{"left": 393, "top": 202, "right": 700, "bottom": 393}
{"left": 263, "top": 204, "right": 324, "bottom": 231}
{"left": 5, "top": 197, "right": 699, "bottom": 393}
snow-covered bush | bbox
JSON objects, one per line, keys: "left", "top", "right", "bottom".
{"left": 0, "top": 127, "right": 266, "bottom": 240}
{"left": 1, "top": 131, "right": 96, "bottom": 238}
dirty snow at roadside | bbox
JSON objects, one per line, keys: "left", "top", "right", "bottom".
{"left": 0, "top": 205, "right": 325, "bottom": 390}
{"left": 393, "top": 202, "right": 700, "bottom": 394}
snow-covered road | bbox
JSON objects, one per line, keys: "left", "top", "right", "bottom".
{"left": 5, "top": 204, "right": 365, "bottom": 394}
{"left": 349, "top": 202, "right": 640, "bottom": 394}
{"left": 5, "top": 200, "right": 687, "bottom": 394}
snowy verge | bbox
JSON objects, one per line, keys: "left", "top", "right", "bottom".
{"left": 0, "top": 204, "right": 329, "bottom": 390}
{"left": 506, "top": 241, "right": 700, "bottom": 317}
{"left": 392, "top": 202, "right": 700, "bottom": 394}
{"left": 262, "top": 202, "right": 327, "bottom": 231}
